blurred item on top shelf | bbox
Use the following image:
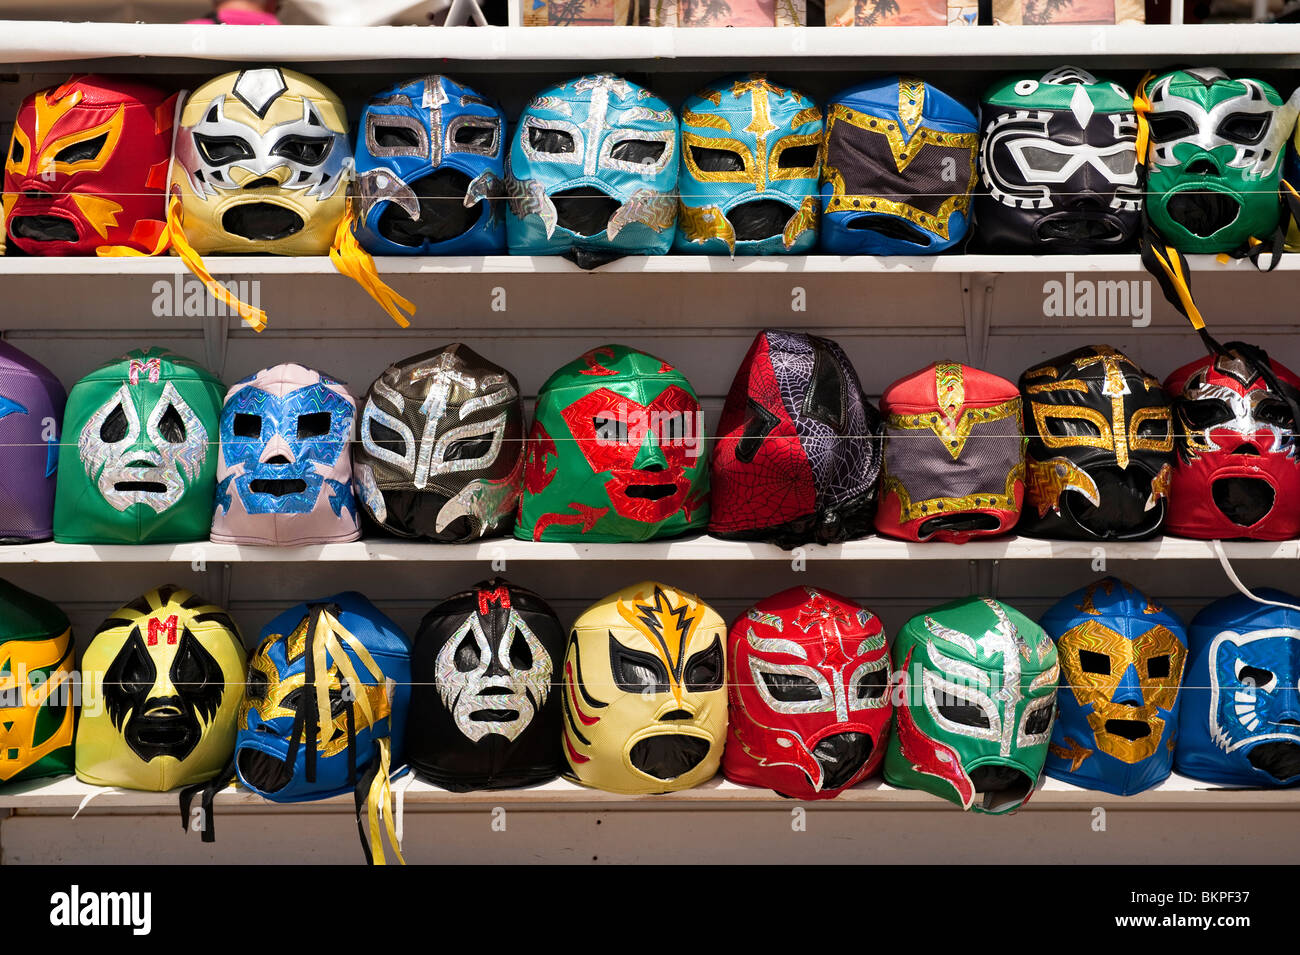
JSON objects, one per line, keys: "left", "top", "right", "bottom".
{"left": 187, "top": 0, "right": 279, "bottom": 24}
{"left": 211, "top": 364, "right": 361, "bottom": 547}
{"left": 875, "top": 361, "right": 1026, "bottom": 544}
{"left": 710, "top": 329, "right": 883, "bottom": 550}
{"left": 0, "top": 0, "right": 508, "bottom": 25}
{"left": 675, "top": 74, "right": 822, "bottom": 256}
{"left": 678, "top": 0, "right": 807, "bottom": 25}
{"left": 524, "top": 0, "right": 650, "bottom": 24}
{"left": 991, "top": 0, "right": 1144, "bottom": 21}
{"left": 826, "top": 0, "right": 946, "bottom": 26}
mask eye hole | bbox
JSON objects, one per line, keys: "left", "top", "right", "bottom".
{"left": 1181, "top": 398, "right": 1233, "bottom": 430}
{"left": 445, "top": 434, "right": 494, "bottom": 462}
{"left": 803, "top": 346, "right": 846, "bottom": 430}
{"left": 609, "top": 139, "right": 665, "bottom": 165}
{"left": 454, "top": 634, "right": 481, "bottom": 673}
{"left": 1147, "top": 110, "right": 1197, "bottom": 142}
{"left": 453, "top": 122, "right": 497, "bottom": 150}
{"left": 1019, "top": 144, "right": 1073, "bottom": 173}
{"left": 508, "top": 631, "right": 533, "bottom": 671}
{"left": 759, "top": 669, "right": 821, "bottom": 703}
{"left": 368, "top": 420, "right": 407, "bottom": 457}
{"left": 233, "top": 412, "right": 262, "bottom": 438}
{"left": 1135, "top": 414, "right": 1170, "bottom": 442}
{"left": 1147, "top": 654, "right": 1171, "bottom": 680}
{"left": 737, "top": 398, "right": 778, "bottom": 464}
{"left": 1023, "top": 701, "right": 1053, "bottom": 736}
{"left": 372, "top": 124, "right": 421, "bottom": 149}
{"left": 1217, "top": 112, "right": 1269, "bottom": 145}
{"left": 246, "top": 669, "right": 268, "bottom": 702}
{"left": 54, "top": 132, "right": 108, "bottom": 165}
{"left": 100, "top": 403, "right": 129, "bottom": 443}
{"left": 1044, "top": 412, "right": 1104, "bottom": 439}
{"left": 528, "top": 126, "right": 574, "bottom": 154}
{"left": 296, "top": 412, "right": 331, "bottom": 440}
{"left": 1236, "top": 662, "right": 1277, "bottom": 691}
{"left": 609, "top": 635, "right": 670, "bottom": 694}
{"left": 10, "top": 138, "right": 24, "bottom": 165}
{"left": 684, "top": 637, "right": 723, "bottom": 692}
{"left": 1255, "top": 397, "right": 1293, "bottom": 428}
{"left": 593, "top": 414, "right": 629, "bottom": 444}
{"left": 776, "top": 144, "right": 818, "bottom": 170}
{"left": 690, "top": 144, "right": 745, "bottom": 173}
{"left": 938, "top": 695, "right": 992, "bottom": 728}
{"left": 1079, "top": 649, "right": 1111, "bottom": 675}
{"left": 854, "top": 666, "right": 888, "bottom": 701}
{"left": 272, "top": 135, "right": 333, "bottom": 166}
{"left": 194, "top": 134, "right": 255, "bottom": 165}
{"left": 158, "top": 404, "right": 187, "bottom": 444}
{"left": 1101, "top": 146, "right": 1137, "bottom": 174}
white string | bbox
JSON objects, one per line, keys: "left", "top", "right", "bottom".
{"left": 393, "top": 768, "right": 417, "bottom": 847}
{"left": 1212, "top": 538, "right": 1300, "bottom": 614}
{"left": 71, "top": 787, "right": 117, "bottom": 819}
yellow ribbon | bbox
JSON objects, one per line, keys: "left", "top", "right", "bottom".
{"left": 1133, "top": 71, "right": 1156, "bottom": 166}
{"left": 366, "top": 738, "right": 406, "bottom": 866}
{"left": 309, "top": 609, "right": 384, "bottom": 750}
{"left": 329, "top": 200, "right": 415, "bottom": 329}
{"left": 1149, "top": 242, "right": 1206, "bottom": 330}
{"left": 163, "top": 194, "right": 268, "bottom": 332}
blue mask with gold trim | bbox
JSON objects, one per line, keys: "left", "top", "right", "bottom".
{"left": 675, "top": 73, "right": 822, "bottom": 256}
{"left": 354, "top": 75, "right": 506, "bottom": 256}
{"left": 1040, "top": 577, "right": 1187, "bottom": 796}
{"left": 1177, "top": 591, "right": 1300, "bottom": 787}
{"left": 820, "top": 76, "right": 978, "bottom": 255}
{"left": 506, "top": 73, "right": 678, "bottom": 266}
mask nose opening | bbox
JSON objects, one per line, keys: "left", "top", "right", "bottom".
{"left": 1233, "top": 443, "right": 1261, "bottom": 456}
{"left": 243, "top": 176, "right": 281, "bottom": 191}
{"left": 1185, "top": 157, "right": 1220, "bottom": 177}
{"left": 659, "top": 709, "right": 693, "bottom": 721}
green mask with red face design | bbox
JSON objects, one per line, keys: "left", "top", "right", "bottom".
{"left": 516, "top": 345, "right": 709, "bottom": 542}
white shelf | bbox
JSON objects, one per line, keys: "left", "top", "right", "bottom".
{"left": 0, "top": 535, "right": 1292, "bottom": 563}
{"left": 2, "top": 22, "right": 1299, "bottom": 69}
{"left": 0, "top": 253, "right": 1288, "bottom": 276}
{"left": 4, "top": 770, "right": 1294, "bottom": 811}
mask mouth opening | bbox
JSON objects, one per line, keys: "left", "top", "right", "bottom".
{"left": 1104, "top": 718, "right": 1152, "bottom": 741}
{"left": 1246, "top": 740, "right": 1300, "bottom": 782}
{"left": 812, "top": 731, "right": 872, "bottom": 791}
{"left": 469, "top": 708, "right": 520, "bottom": 723}
{"left": 727, "top": 199, "right": 797, "bottom": 242}
{"left": 238, "top": 746, "right": 294, "bottom": 793}
{"left": 249, "top": 478, "right": 309, "bottom": 498}
{"left": 551, "top": 186, "right": 621, "bottom": 237}
{"left": 1165, "top": 189, "right": 1241, "bottom": 238}
{"left": 629, "top": 734, "right": 710, "bottom": 780}
{"left": 917, "top": 513, "right": 1002, "bottom": 539}
{"left": 968, "top": 764, "right": 1033, "bottom": 813}
{"left": 114, "top": 480, "right": 168, "bottom": 495}
{"left": 376, "top": 169, "right": 482, "bottom": 246}
{"left": 845, "top": 213, "right": 932, "bottom": 247}
{"left": 126, "top": 707, "right": 197, "bottom": 760}
{"left": 1212, "top": 476, "right": 1275, "bottom": 527}
{"left": 9, "top": 215, "right": 80, "bottom": 243}
{"left": 625, "top": 483, "right": 678, "bottom": 501}
{"left": 223, "top": 202, "right": 306, "bottom": 242}
{"left": 1065, "top": 465, "right": 1164, "bottom": 539}
{"left": 1035, "top": 210, "right": 1128, "bottom": 245}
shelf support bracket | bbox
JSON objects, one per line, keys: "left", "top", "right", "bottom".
{"left": 961, "top": 272, "right": 997, "bottom": 369}
{"left": 202, "top": 315, "right": 229, "bottom": 380}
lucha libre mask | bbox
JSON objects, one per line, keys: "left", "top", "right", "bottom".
{"left": 675, "top": 73, "right": 822, "bottom": 256}
{"left": 0, "top": 342, "right": 65, "bottom": 543}
{"left": 3, "top": 74, "right": 176, "bottom": 257}
{"left": 353, "top": 345, "right": 524, "bottom": 542}
{"left": 819, "top": 76, "right": 978, "bottom": 255}
{"left": 54, "top": 348, "right": 225, "bottom": 545}
{"left": 518, "top": 345, "right": 709, "bottom": 543}
{"left": 0, "top": 578, "right": 75, "bottom": 786}
{"left": 76, "top": 585, "right": 246, "bottom": 791}
{"left": 563, "top": 581, "right": 726, "bottom": 794}
{"left": 875, "top": 361, "right": 1026, "bottom": 543}
{"left": 723, "top": 587, "right": 891, "bottom": 800}
{"left": 1018, "top": 345, "right": 1175, "bottom": 541}
{"left": 212, "top": 364, "right": 359, "bottom": 546}
{"left": 1164, "top": 345, "right": 1300, "bottom": 540}
{"left": 407, "top": 579, "right": 565, "bottom": 792}
{"left": 976, "top": 67, "right": 1141, "bottom": 253}
{"left": 1041, "top": 578, "right": 1187, "bottom": 795}
{"left": 1177, "top": 590, "right": 1300, "bottom": 787}
{"left": 1138, "top": 68, "right": 1290, "bottom": 254}
{"left": 507, "top": 73, "right": 679, "bottom": 267}
{"left": 710, "top": 329, "right": 883, "bottom": 549}
{"left": 170, "top": 68, "right": 350, "bottom": 256}
{"left": 884, "top": 597, "right": 1058, "bottom": 814}
{"left": 354, "top": 75, "right": 506, "bottom": 256}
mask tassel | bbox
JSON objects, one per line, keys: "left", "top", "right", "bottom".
{"left": 1213, "top": 540, "right": 1300, "bottom": 614}
{"left": 166, "top": 194, "right": 268, "bottom": 332}
{"left": 178, "top": 752, "right": 236, "bottom": 843}
{"left": 330, "top": 200, "right": 415, "bottom": 329}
